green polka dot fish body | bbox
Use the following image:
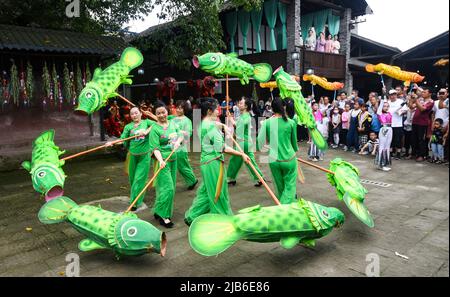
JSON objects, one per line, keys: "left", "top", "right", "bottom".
{"left": 188, "top": 199, "right": 344, "bottom": 257}
{"left": 38, "top": 196, "right": 166, "bottom": 258}
{"left": 75, "top": 47, "right": 144, "bottom": 115}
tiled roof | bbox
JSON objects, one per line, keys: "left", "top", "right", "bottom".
{"left": 0, "top": 24, "right": 127, "bottom": 55}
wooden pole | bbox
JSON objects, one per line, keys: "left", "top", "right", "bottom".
{"left": 226, "top": 75, "right": 230, "bottom": 114}
{"left": 227, "top": 135, "right": 281, "bottom": 206}
{"left": 116, "top": 93, "right": 136, "bottom": 107}
{"left": 61, "top": 135, "right": 139, "bottom": 161}
{"left": 297, "top": 158, "right": 335, "bottom": 175}
{"left": 125, "top": 148, "right": 178, "bottom": 213}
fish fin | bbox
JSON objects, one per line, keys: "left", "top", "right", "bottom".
{"left": 38, "top": 196, "right": 77, "bottom": 224}
{"left": 59, "top": 160, "right": 65, "bottom": 167}
{"left": 21, "top": 161, "right": 31, "bottom": 172}
{"left": 393, "top": 66, "right": 401, "bottom": 70}
{"left": 343, "top": 193, "right": 374, "bottom": 228}
{"left": 93, "top": 68, "right": 102, "bottom": 79}
{"left": 120, "top": 77, "right": 133, "bottom": 85}
{"left": 33, "top": 129, "right": 55, "bottom": 146}
{"left": 300, "top": 239, "right": 316, "bottom": 247}
{"left": 280, "top": 236, "right": 301, "bottom": 249}
{"left": 238, "top": 205, "right": 261, "bottom": 214}
{"left": 188, "top": 214, "right": 241, "bottom": 257}
{"left": 253, "top": 63, "right": 273, "bottom": 83}
{"left": 310, "top": 128, "right": 328, "bottom": 150}
{"left": 120, "top": 47, "right": 144, "bottom": 70}
{"left": 58, "top": 149, "right": 66, "bottom": 156}
{"left": 226, "top": 52, "right": 238, "bottom": 58}
{"left": 78, "top": 239, "right": 107, "bottom": 252}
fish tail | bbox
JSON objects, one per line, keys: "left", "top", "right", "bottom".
{"left": 33, "top": 129, "right": 55, "bottom": 146}
{"left": 310, "top": 128, "right": 328, "bottom": 150}
{"left": 120, "top": 47, "right": 144, "bottom": 70}
{"left": 188, "top": 214, "right": 241, "bottom": 256}
{"left": 38, "top": 196, "right": 77, "bottom": 224}
{"left": 253, "top": 63, "right": 273, "bottom": 83}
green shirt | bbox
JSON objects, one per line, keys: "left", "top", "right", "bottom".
{"left": 168, "top": 115, "right": 192, "bottom": 152}
{"left": 257, "top": 117, "right": 298, "bottom": 162}
{"left": 200, "top": 119, "right": 225, "bottom": 164}
{"left": 149, "top": 120, "right": 181, "bottom": 161}
{"left": 235, "top": 112, "right": 254, "bottom": 151}
{"left": 121, "top": 119, "right": 155, "bottom": 155}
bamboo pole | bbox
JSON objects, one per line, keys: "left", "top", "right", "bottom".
{"left": 297, "top": 158, "right": 335, "bottom": 175}
{"left": 125, "top": 148, "right": 178, "bottom": 213}
{"left": 61, "top": 135, "right": 139, "bottom": 161}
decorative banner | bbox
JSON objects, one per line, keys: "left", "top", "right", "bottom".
{"left": 188, "top": 199, "right": 345, "bottom": 256}
{"left": 302, "top": 74, "right": 345, "bottom": 91}
{"left": 192, "top": 52, "right": 272, "bottom": 85}
{"left": 21, "top": 130, "right": 66, "bottom": 201}
{"left": 19, "top": 65, "right": 27, "bottom": 107}
{"left": 10, "top": 60, "right": 19, "bottom": 106}
{"left": 63, "top": 63, "right": 72, "bottom": 104}
{"left": 38, "top": 196, "right": 167, "bottom": 258}
{"left": 52, "top": 63, "right": 59, "bottom": 104}
{"left": 365, "top": 63, "right": 425, "bottom": 86}
{"left": 75, "top": 47, "right": 143, "bottom": 115}
{"left": 42, "top": 62, "right": 51, "bottom": 108}
{"left": 26, "top": 61, "right": 34, "bottom": 107}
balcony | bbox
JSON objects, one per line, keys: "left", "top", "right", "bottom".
{"left": 302, "top": 49, "right": 346, "bottom": 79}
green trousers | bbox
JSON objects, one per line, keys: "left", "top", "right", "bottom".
{"left": 128, "top": 153, "right": 151, "bottom": 208}
{"left": 269, "top": 158, "right": 298, "bottom": 204}
{"left": 185, "top": 160, "right": 233, "bottom": 224}
{"left": 227, "top": 150, "right": 263, "bottom": 182}
{"left": 176, "top": 151, "right": 197, "bottom": 187}
{"left": 153, "top": 159, "right": 177, "bottom": 219}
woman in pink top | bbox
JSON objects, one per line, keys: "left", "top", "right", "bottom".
{"left": 315, "top": 32, "right": 326, "bottom": 52}
{"left": 376, "top": 102, "right": 393, "bottom": 171}
{"left": 325, "top": 34, "right": 334, "bottom": 53}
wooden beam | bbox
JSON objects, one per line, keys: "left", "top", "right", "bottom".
{"left": 303, "top": 0, "right": 344, "bottom": 11}
{"left": 353, "top": 54, "right": 395, "bottom": 60}
{"left": 406, "top": 55, "right": 449, "bottom": 62}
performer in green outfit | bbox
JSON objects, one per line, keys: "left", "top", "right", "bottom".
{"left": 227, "top": 97, "right": 264, "bottom": 187}
{"left": 257, "top": 98, "right": 299, "bottom": 204}
{"left": 106, "top": 107, "right": 154, "bottom": 211}
{"left": 149, "top": 101, "right": 184, "bottom": 228}
{"left": 168, "top": 100, "right": 198, "bottom": 190}
{"left": 184, "top": 98, "right": 250, "bottom": 226}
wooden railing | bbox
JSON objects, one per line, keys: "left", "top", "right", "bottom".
{"left": 302, "top": 49, "right": 346, "bottom": 79}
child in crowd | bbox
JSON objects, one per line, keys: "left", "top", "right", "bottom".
{"left": 357, "top": 103, "right": 372, "bottom": 149}
{"left": 430, "top": 118, "right": 446, "bottom": 164}
{"left": 309, "top": 102, "right": 324, "bottom": 161}
{"left": 359, "top": 131, "right": 379, "bottom": 155}
{"left": 402, "top": 97, "right": 416, "bottom": 159}
{"left": 340, "top": 104, "right": 350, "bottom": 149}
{"left": 331, "top": 107, "right": 341, "bottom": 149}
{"left": 376, "top": 102, "right": 393, "bottom": 171}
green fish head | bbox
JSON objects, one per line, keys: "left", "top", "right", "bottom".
{"left": 193, "top": 53, "right": 224, "bottom": 72}
{"left": 31, "top": 165, "right": 65, "bottom": 201}
{"left": 114, "top": 217, "right": 167, "bottom": 256}
{"left": 310, "top": 201, "right": 345, "bottom": 229}
{"left": 75, "top": 83, "right": 103, "bottom": 115}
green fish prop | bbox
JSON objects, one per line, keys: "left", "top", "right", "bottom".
{"left": 327, "top": 158, "right": 374, "bottom": 228}
{"left": 21, "top": 130, "right": 66, "bottom": 201}
{"left": 192, "top": 52, "right": 272, "bottom": 85}
{"left": 189, "top": 199, "right": 344, "bottom": 257}
{"left": 75, "top": 47, "right": 144, "bottom": 115}
{"left": 38, "top": 196, "right": 167, "bottom": 258}
{"left": 273, "top": 66, "right": 327, "bottom": 150}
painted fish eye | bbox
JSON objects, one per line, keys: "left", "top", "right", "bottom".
{"left": 37, "top": 171, "right": 46, "bottom": 178}
{"left": 211, "top": 56, "right": 217, "bottom": 62}
{"left": 322, "top": 210, "right": 329, "bottom": 217}
{"left": 127, "top": 227, "right": 137, "bottom": 237}
{"left": 85, "top": 92, "right": 93, "bottom": 99}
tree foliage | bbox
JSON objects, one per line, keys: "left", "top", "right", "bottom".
{"left": 134, "top": 0, "right": 264, "bottom": 69}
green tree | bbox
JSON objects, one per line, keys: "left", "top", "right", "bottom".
{"left": 134, "top": 0, "right": 263, "bottom": 69}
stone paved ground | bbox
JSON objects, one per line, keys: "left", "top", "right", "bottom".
{"left": 0, "top": 144, "right": 448, "bottom": 277}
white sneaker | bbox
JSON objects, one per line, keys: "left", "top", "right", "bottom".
{"left": 382, "top": 167, "right": 391, "bottom": 172}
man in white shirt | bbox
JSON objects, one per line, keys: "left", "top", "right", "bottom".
{"left": 378, "top": 89, "right": 405, "bottom": 159}
{"left": 433, "top": 89, "right": 449, "bottom": 128}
